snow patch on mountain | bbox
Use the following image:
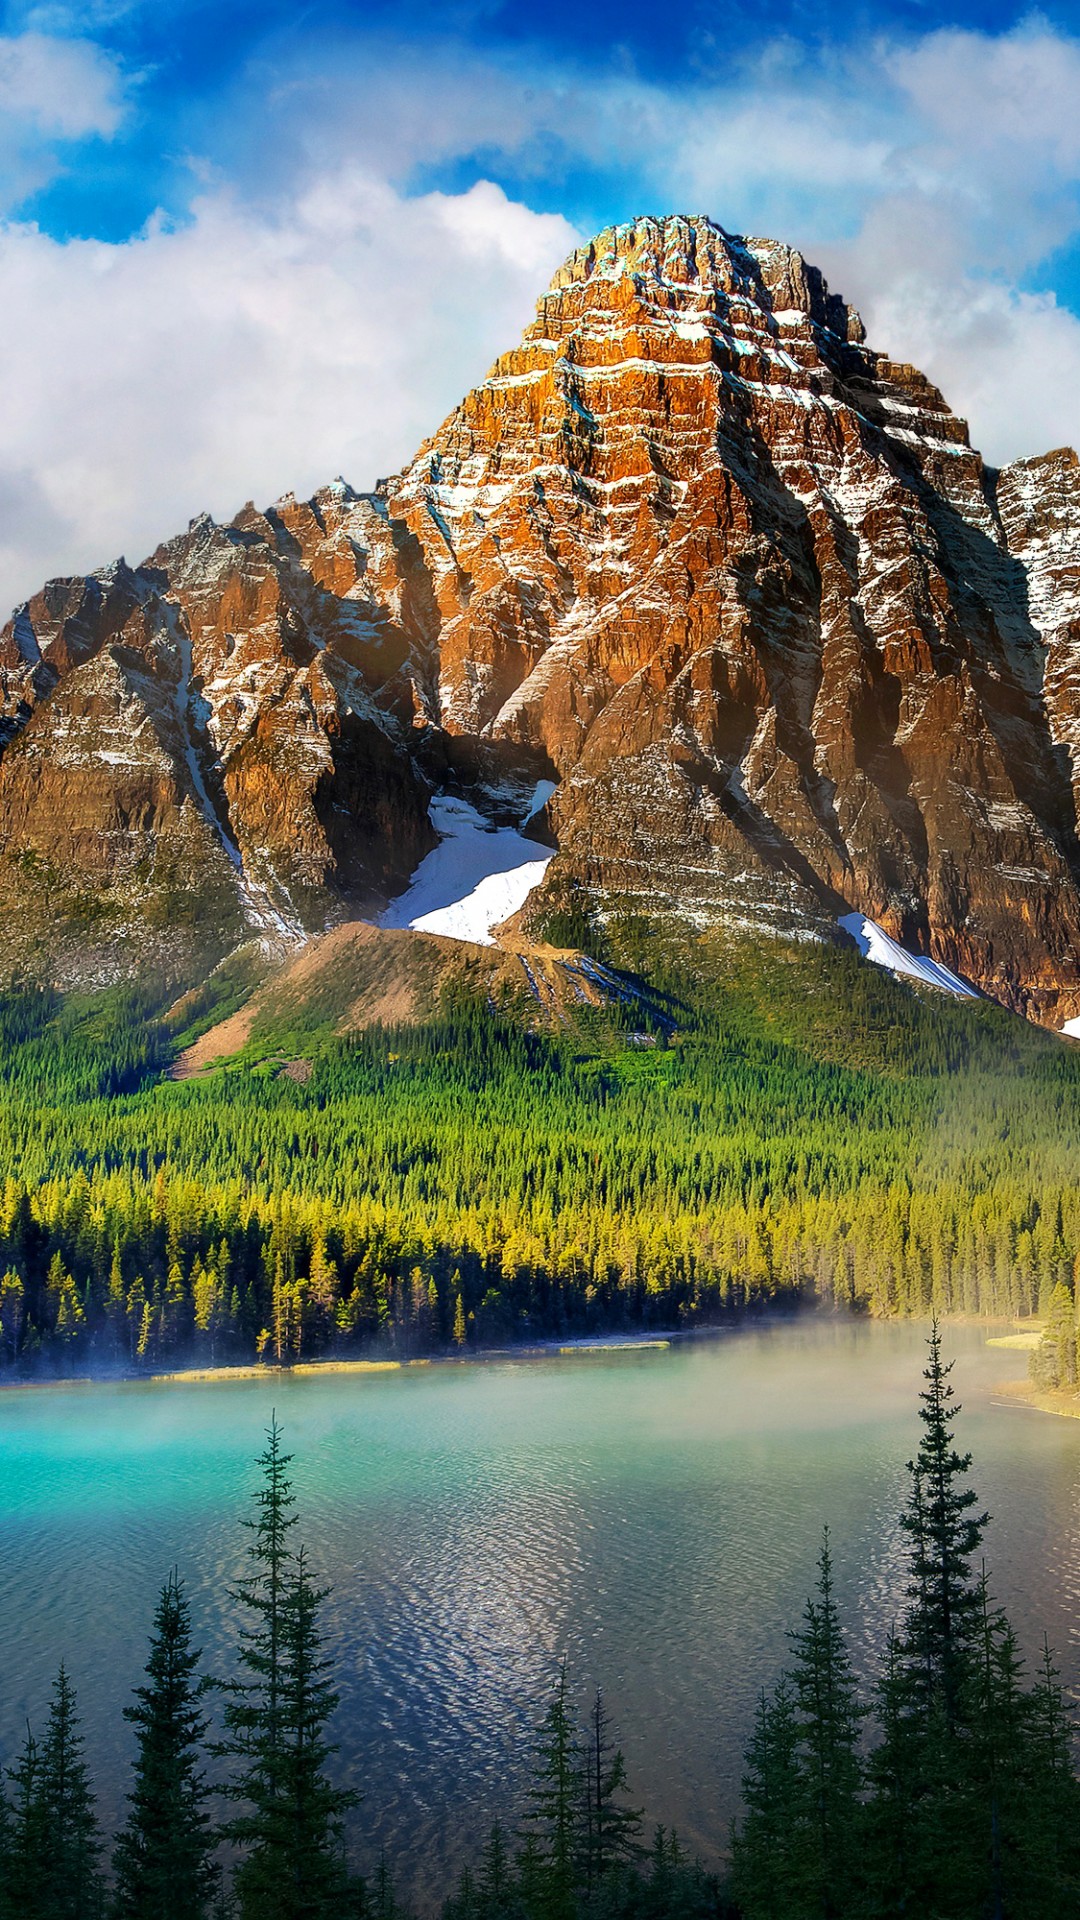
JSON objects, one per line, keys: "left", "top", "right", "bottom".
{"left": 379, "top": 795, "right": 554, "bottom": 946}
{"left": 839, "top": 913, "right": 978, "bottom": 998}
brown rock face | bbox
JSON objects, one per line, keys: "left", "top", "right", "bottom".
{"left": 387, "top": 217, "right": 1080, "bottom": 1024}
{"left": 6, "top": 213, "right": 1080, "bottom": 1016}
{"left": 0, "top": 494, "right": 438, "bottom": 982}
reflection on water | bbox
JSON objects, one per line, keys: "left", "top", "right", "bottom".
{"left": 0, "top": 1320, "right": 1074, "bottom": 1899}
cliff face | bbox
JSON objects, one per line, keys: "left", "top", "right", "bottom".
{"left": 6, "top": 213, "right": 1080, "bottom": 1018}
{"left": 0, "top": 492, "right": 437, "bottom": 983}
{"left": 388, "top": 218, "right": 1080, "bottom": 1023}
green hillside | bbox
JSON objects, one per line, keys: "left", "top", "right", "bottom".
{"left": 1, "top": 921, "right": 1077, "bottom": 1374}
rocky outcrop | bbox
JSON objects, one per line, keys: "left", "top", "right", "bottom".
{"left": 8, "top": 214, "right": 1080, "bottom": 1018}
{"left": 0, "top": 491, "right": 437, "bottom": 983}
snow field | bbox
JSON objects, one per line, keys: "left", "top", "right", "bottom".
{"left": 379, "top": 794, "right": 554, "bottom": 946}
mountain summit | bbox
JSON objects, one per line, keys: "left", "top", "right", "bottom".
{"left": 5, "top": 213, "right": 1080, "bottom": 1023}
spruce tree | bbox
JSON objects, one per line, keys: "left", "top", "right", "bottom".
{"left": 443, "top": 1865, "right": 478, "bottom": 1920}
{"left": 519, "top": 1667, "right": 579, "bottom": 1920}
{"left": 1020, "top": 1638, "right": 1080, "bottom": 1915}
{"left": 898, "top": 1320, "right": 987, "bottom": 1723}
{"left": 864, "top": 1327, "right": 992, "bottom": 1915}
{"left": 580, "top": 1690, "right": 642, "bottom": 1892}
{"left": 368, "top": 1852, "right": 407, "bottom": 1920}
{"left": 730, "top": 1682, "right": 803, "bottom": 1920}
{"left": 642, "top": 1828, "right": 710, "bottom": 1920}
{"left": 226, "top": 1413, "right": 298, "bottom": 1762}
{"left": 7, "top": 1725, "right": 48, "bottom": 1920}
{"left": 0, "top": 1764, "right": 12, "bottom": 1920}
{"left": 37, "top": 1665, "right": 103, "bottom": 1920}
{"left": 786, "top": 1532, "right": 863, "bottom": 1917}
{"left": 862, "top": 1632, "right": 924, "bottom": 1916}
{"left": 224, "top": 1462, "right": 355, "bottom": 1920}
{"left": 476, "top": 1823, "right": 515, "bottom": 1919}
{"left": 112, "top": 1571, "right": 217, "bottom": 1920}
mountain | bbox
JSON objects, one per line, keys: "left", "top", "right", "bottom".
{"left": 6, "top": 212, "right": 1080, "bottom": 1025}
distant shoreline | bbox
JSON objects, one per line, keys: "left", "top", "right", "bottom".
{"left": 0, "top": 1312, "right": 1037, "bottom": 1399}
{"left": 0, "top": 1332, "right": 681, "bottom": 1395}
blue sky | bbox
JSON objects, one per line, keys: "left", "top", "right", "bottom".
{"left": 14, "top": 0, "right": 1080, "bottom": 265}
{"left": 3, "top": 0, "right": 1080, "bottom": 609}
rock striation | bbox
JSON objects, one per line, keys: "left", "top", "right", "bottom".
{"left": 7, "top": 213, "right": 1080, "bottom": 1019}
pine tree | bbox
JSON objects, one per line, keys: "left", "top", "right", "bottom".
{"left": 899, "top": 1320, "right": 988, "bottom": 1724}
{"left": 112, "top": 1572, "right": 218, "bottom": 1920}
{"left": 730, "top": 1682, "right": 804, "bottom": 1920}
{"left": 476, "top": 1823, "right": 514, "bottom": 1919}
{"left": 452, "top": 1293, "right": 467, "bottom": 1348}
{"left": 222, "top": 1413, "right": 298, "bottom": 1770}
{"left": 786, "top": 1532, "right": 864, "bottom": 1918}
{"left": 368, "top": 1852, "right": 407, "bottom": 1920}
{"left": 0, "top": 1764, "right": 12, "bottom": 1920}
{"left": 1020, "top": 1638, "right": 1080, "bottom": 1915}
{"left": 7, "top": 1726, "right": 48, "bottom": 1919}
{"left": 580, "top": 1690, "right": 642, "bottom": 1892}
{"left": 443, "top": 1865, "right": 477, "bottom": 1920}
{"left": 966, "top": 1580, "right": 1027, "bottom": 1920}
{"left": 519, "top": 1667, "right": 579, "bottom": 1920}
{"left": 36, "top": 1665, "right": 103, "bottom": 1920}
{"left": 222, "top": 1423, "right": 353, "bottom": 1919}
{"left": 862, "top": 1632, "right": 924, "bottom": 1916}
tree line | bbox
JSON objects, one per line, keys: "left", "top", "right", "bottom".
{"left": 2, "top": 1331, "right": 1078, "bottom": 1918}
{"left": 5, "top": 937, "right": 1080, "bottom": 1376}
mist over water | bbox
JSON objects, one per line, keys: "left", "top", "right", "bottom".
{"left": 0, "top": 1322, "right": 1074, "bottom": 1901}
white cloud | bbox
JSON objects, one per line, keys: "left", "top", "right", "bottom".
{"left": 820, "top": 215, "right": 1080, "bottom": 469}
{"left": 0, "top": 29, "right": 124, "bottom": 136}
{"left": 8, "top": 18, "right": 1080, "bottom": 609}
{"left": 0, "top": 29, "right": 128, "bottom": 214}
{"left": 0, "top": 176, "right": 577, "bottom": 612}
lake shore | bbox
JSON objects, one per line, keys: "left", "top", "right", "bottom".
{"left": 0, "top": 1310, "right": 1032, "bottom": 1398}
{"left": 0, "top": 1331, "right": 680, "bottom": 1394}
{"left": 992, "top": 1376, "right": 1080, "bottom": 1421}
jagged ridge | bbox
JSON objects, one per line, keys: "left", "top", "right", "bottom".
{"left": 5, "top": 214, "right": 1080, "bottom": 1022}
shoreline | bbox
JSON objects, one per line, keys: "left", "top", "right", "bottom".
{"left": 0, "top": 1332, "right": 682, "bottom": 1395}
{"left": 0, "top": 1312, "right": 1039, "bottom": 1400}
{"left": 991, "top": 1377, "right": 1080, "bottom": 1421}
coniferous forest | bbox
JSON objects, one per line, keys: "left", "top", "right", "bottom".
{"left": 4, "top": 927, "right": 1080, "bottom": 1377}
{"left": 0, "top": 1329, "right": 1075, "bottom": 1918}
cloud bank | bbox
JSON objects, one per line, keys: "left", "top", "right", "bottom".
{"left": 4, "top": 18, "right": 1080, "bottom": 612}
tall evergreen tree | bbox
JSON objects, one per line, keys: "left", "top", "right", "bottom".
{"left": 1019, "top": 1638, "right": 1080, "bottom": 1916}
{"left": 225, "top": 1413, "right": 298, "bottom": 1764}
{"left": 443, "top": 1865, "right": 477, "bottom": 1920}
{"left": 112, "top": 1571, "right": 217, "bottom": 1920}
{"left": 37, "top": 1665, "right": 103, "bottom": 1920}
{"left": 222, "top": 1425, "right": 354, "bottom": 1920}
{"left": 7, "top": 1726, "right": 48, "bottom": 1920}
{"left": 786, "top": 1532, "right": 864, "bottom": 1918}
{"left": 730, "top": 1682, "right": 803, "bottom": 1920}
{"left": 367, "top": 1851, "right": 408, "bottom": 1920}
{"left": 862, "top": 1631, "right": 924, "bottom": 1917}
{"left": 579, "top": 1690, "right": 642, "bottom": 1892}
{"left": 898, "top": 1320, "right": 988, "bottom": 1723}
{"left": 476, "top": 1823, "right": 515, "bottom": 1920}
{"left": 0, "top": 1764, "right": 12, "bottom": 1920}
{"left": 519, "top": 1667, "right": 579, "bottom": 1920}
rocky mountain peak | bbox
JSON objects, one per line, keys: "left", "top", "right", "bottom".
{"left": 4, "top": 215, "right": 1080, "bottom": 1023}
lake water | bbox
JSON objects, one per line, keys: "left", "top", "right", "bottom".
{"left": 0, "top": 1320, "right": 1076, "bottom": 1901}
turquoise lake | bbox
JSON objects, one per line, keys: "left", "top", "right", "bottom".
{"left": 0, "top": 1320, "right": 1074, "bottom": 1900}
